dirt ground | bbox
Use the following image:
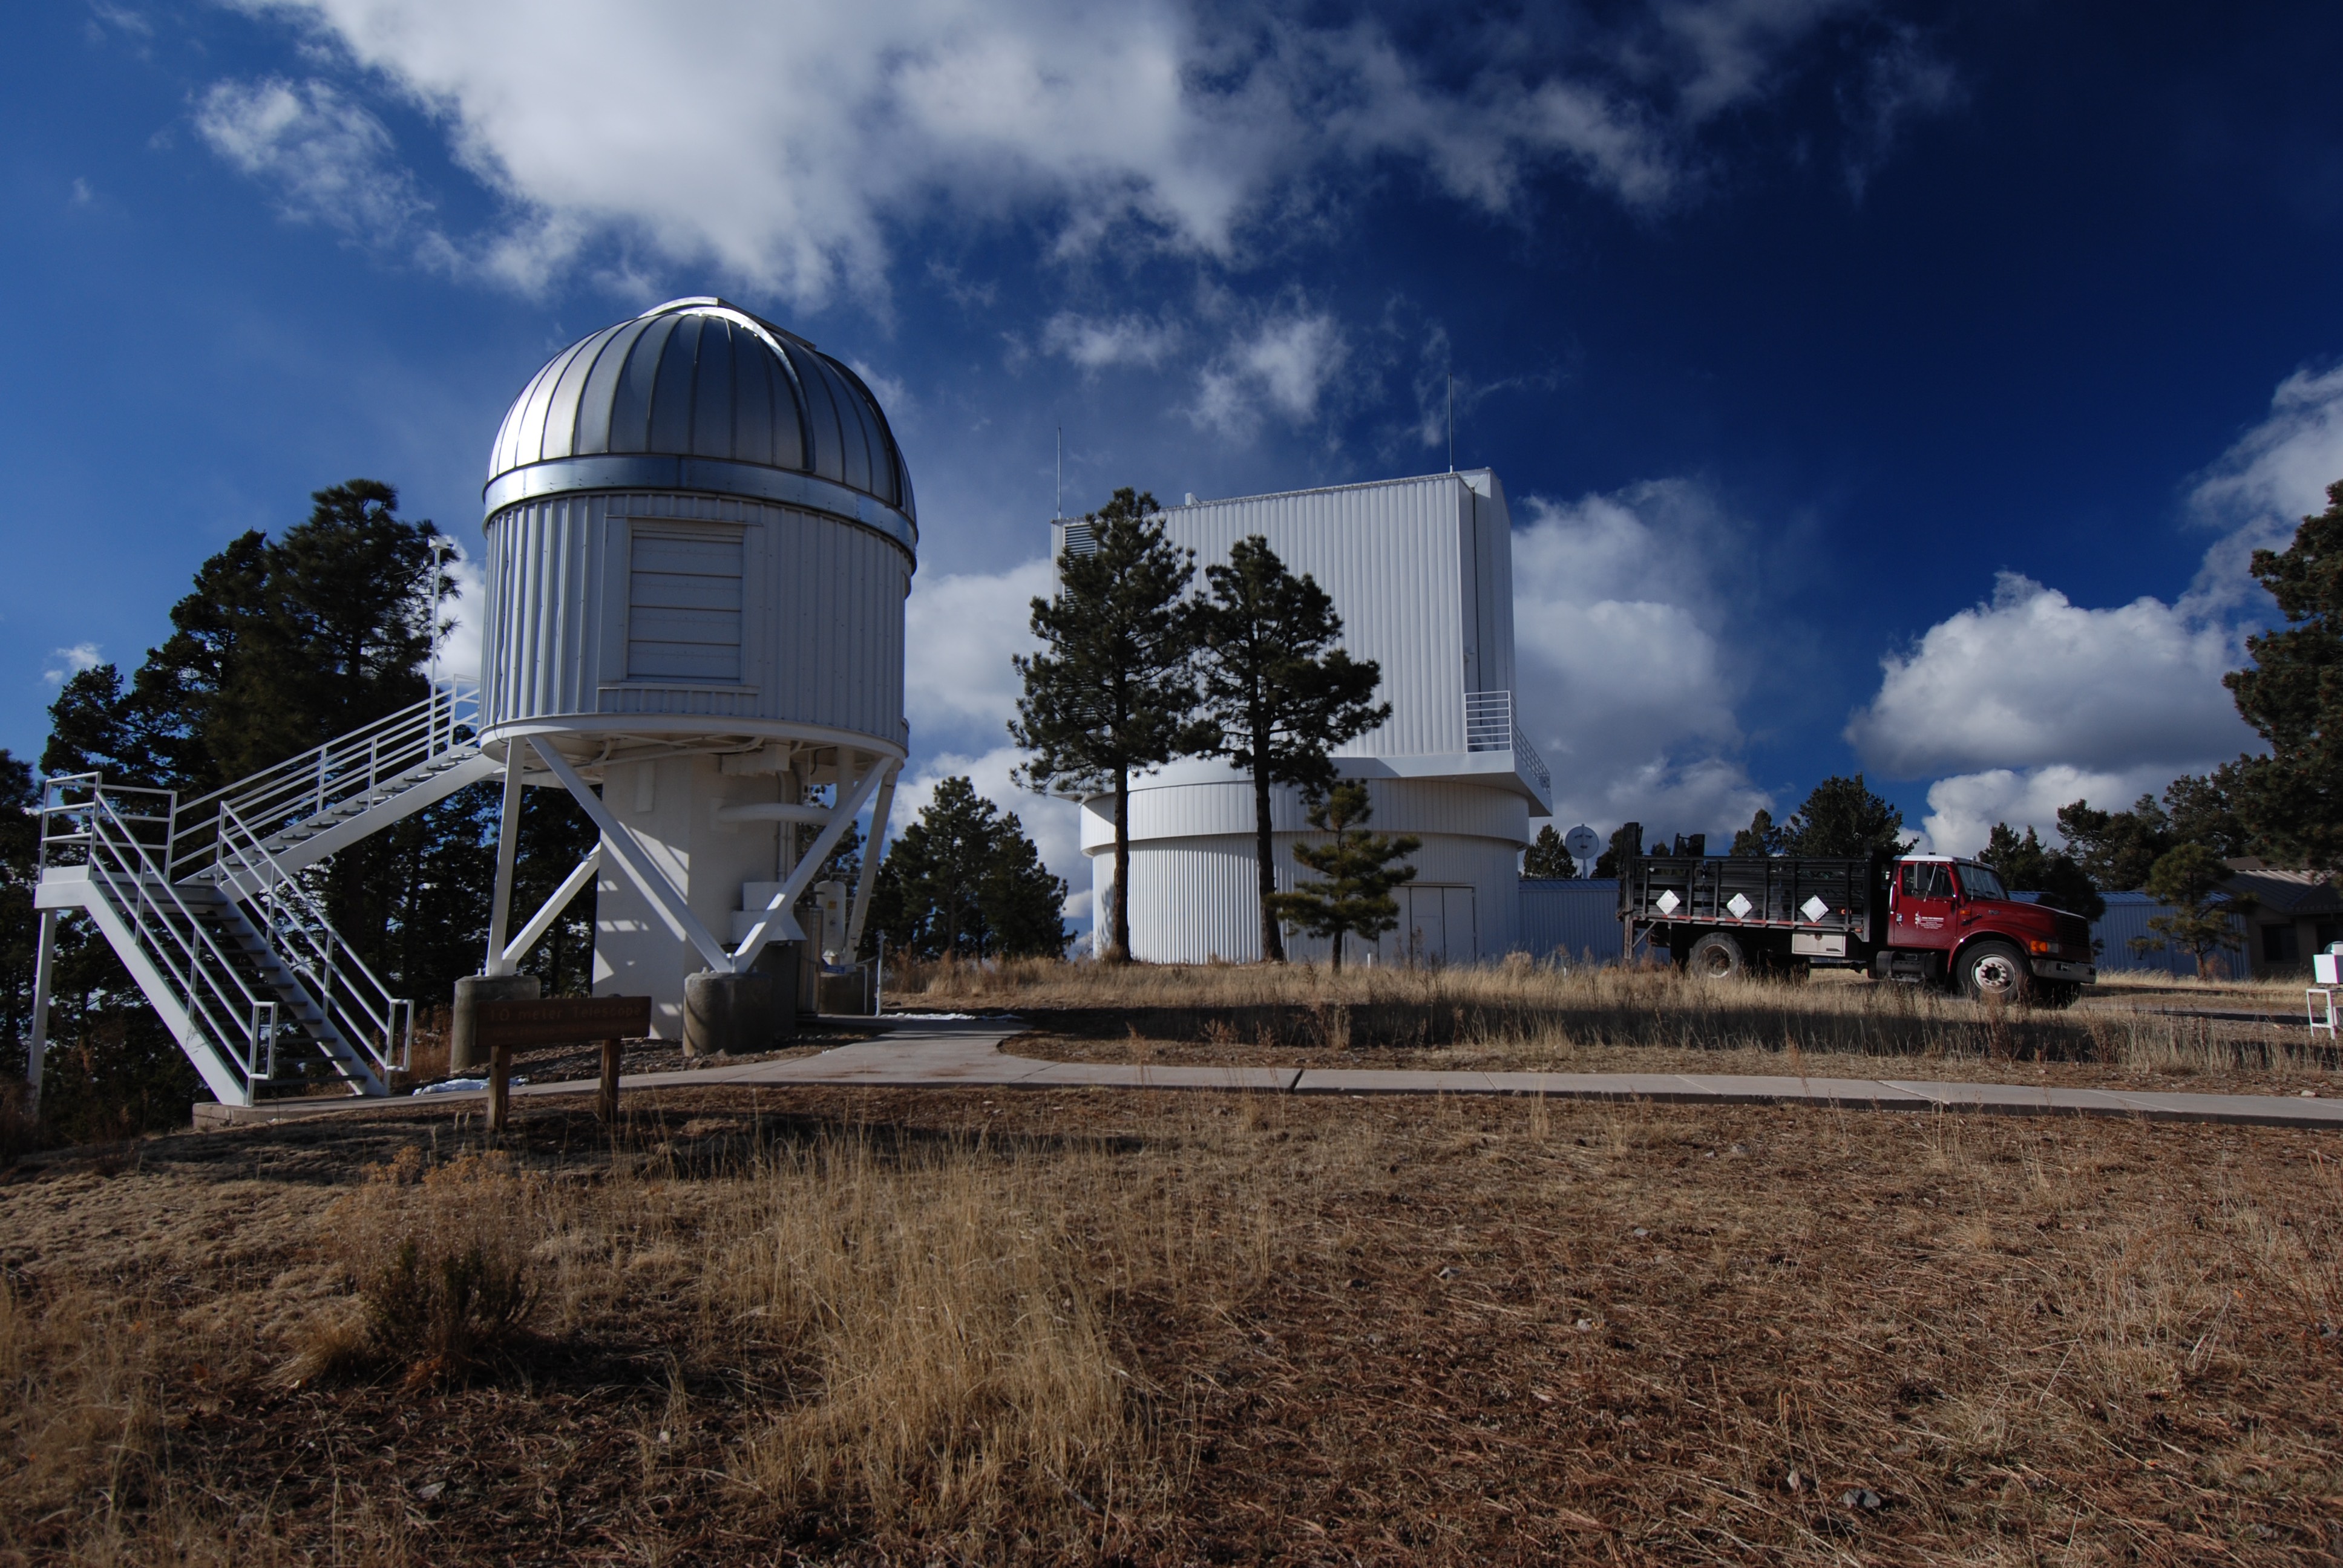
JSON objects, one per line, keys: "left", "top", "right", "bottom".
{"left": 4, "top": 1076, "right": 2341, "bottom": 1564}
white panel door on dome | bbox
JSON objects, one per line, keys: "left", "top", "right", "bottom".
{"left": 628, "top": 525, "right": 744, "bottom": 682}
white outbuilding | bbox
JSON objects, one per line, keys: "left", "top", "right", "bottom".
{"left": 1057, "top": 470, "right": 1550, "bottom": 964}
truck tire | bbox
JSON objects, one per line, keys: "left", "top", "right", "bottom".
{"left": 1687, "top": 931, "right": 1748, "bottom": 981}
{"left": 1957, "top": 941, "right": 2031, "bottom": 1004}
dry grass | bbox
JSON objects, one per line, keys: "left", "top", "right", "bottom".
{"left": 3, "top": 1019, "right": 2341, "bottom": 1561}
{"left": 897, "top": 954, "right": 2343, "bottom": 1091}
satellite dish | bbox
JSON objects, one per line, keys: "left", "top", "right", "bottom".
{"left": 1563, "top": 824, "right": 1600, "bottom": 861}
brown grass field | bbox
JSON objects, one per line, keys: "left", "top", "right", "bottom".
{"left": 4, "top": 961, "right": 2342, "bottom": 1564}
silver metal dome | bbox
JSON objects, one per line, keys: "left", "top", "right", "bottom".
{"left": 483, "top": 297, "right": 916, "bottom": 556}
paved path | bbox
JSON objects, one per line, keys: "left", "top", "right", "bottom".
{"left": 198, "top": 1014, "right": 2343, "bottom": 1131}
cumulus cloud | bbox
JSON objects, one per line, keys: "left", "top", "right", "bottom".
{"left": 2186, "top": 362, "right": 2343, "bottom": 613}
{"left": 42, "top": 642, "right": 103, "bottom": 685}
{"left": 1192, "top": 309, "right": 1349, "bottom": 436}
{"left": 210, "top": 0, "right": 1881, "bottom": 302}
{"left": 903, "top": 557, "right": 1050, "bottom": 756}
{"left": 194, "top": 77, "right": 430, "bottom": 238}
{"left": 1846, "top": 573, "right": 2253, "bottom": 779}
{"left": 1041, "top": 312, "right": 1183, "bottom": 370}
{"left": 1843, "top": 366, "right": 2343, "bottom": 849}
{"left": 433, "top": 546, "right": 486, "bottom": 684}
{"left": 1509, "top": 481, "right": 1771, "bottom": 840}
{"left": 1915, "top": 763, "right": 2183, "bottom": 860}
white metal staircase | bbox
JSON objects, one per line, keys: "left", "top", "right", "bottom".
{"left": 34, "top": 681, "right": 497, "bottom": 1106}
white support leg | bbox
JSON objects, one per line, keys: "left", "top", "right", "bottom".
{"left": 529, "top": 739, "right": 736, "bottom": 973}
{"left": 732, "top": 756, "right": 891, "bottom": 973}
{"left": 484, "top": 753, "right": 526, "bottom": 976}
{"left": 24, "top": 909, "right": 57, "bottom": 1114}
{"left": 500, "top": 846, "right": 601, "bottom": 970}
{"left": 842, "top": 763, "right": 899, "bottom": 960}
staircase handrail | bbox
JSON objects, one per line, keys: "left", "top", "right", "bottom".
{"left": 216, "top": 803, "right": 414, "bottom": 1078}
{"left": 42, "top": 777, "right": 280, "bottom": 1092}
{"left": 166, "top": 679, "right": 479, "bottom": 880}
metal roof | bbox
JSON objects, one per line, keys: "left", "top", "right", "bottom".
{"left": 483, "top": 298, "right": 915, "bottom": 542}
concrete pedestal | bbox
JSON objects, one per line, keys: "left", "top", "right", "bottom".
{"left": 450, "top": 973, "right": 542, "bottom": 1073}
{"left": 682, "top": 967, "right": 796, "bottom": 1059}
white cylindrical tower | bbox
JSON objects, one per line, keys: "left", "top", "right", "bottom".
{"left": 479, "top": 297, "right": 914, "bottom": 1036}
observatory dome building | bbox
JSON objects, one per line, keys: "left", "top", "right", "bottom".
{"left": 479, "top": 297, "right": 913, "bottom": 1039}
{"left": 1057, "top": 471, "right": 1550, "bottom": 964}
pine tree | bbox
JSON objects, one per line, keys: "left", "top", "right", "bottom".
{"left": 865, "top": 777, "right": 1067, "bottom": 960}
{"left": 1196, "top": 536, "right": 1388, "bottom": 962}
{"left": 1268, "top": 783, "right": 1421, "bottom": 972}
{"left": 1729, "top": 808, "right": 1784, "bottom": 857}
{"left": 2134, "top": 843, "right": 2249, "bottom": 978}
{"left": 1011, "top": 489, "right": 1207, "bottom": 961}
{"left": 1522, "top": 824, "right": 1577, "bottom": 879}
{"left": 1979, "top": 822, "right": 2105, "bottom": 922}
{"left": 1591, "top": 821, "right": 1642, "bottom": 879}
{"left": 1783, "top": 775, "right": 1912, "bottom": 857}
{"left": 2223, "top": 480, "right": 2343, "bottom": 867}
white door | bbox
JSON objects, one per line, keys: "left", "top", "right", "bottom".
{"left": 1403, "top": 885, "right": 1446, "bottom": 966}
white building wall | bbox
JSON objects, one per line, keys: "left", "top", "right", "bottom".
{"left": 1069, "top": 468, "right": 1541, "bottom": 967}
{"left": 480, "top": 489, "right": 909, "bottom": 752}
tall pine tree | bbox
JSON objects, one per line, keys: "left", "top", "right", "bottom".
{"left": 1011, "top": 489, "right": 1207, "bottom": 960}
{"left": 2223, "top": 479, "right": 2343, "bottom": 867}
{"left": 864, "top": 777, "right": 1067, "bottom": 959}
{"left": 1196, "top": 536, "right": 1388, "bottom": 962}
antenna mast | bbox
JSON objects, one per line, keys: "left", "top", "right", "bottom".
{"left": 1056, "top": 426, "right": 1063, "bottom": 520}
{"left": 1446, "top": 373, "right": 1455, "bottom": 473}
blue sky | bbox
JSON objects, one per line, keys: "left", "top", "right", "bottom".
{"left": 8, "top": 0, "right": 2343, "bottom": 910}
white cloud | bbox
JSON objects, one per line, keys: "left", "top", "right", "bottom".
{"left": 1041, "top": 312, "right": 1182, "bottom": 371}
{"left": 194, "top": 77, "right": 429, "bottom": 238}
{"left": 1838, "top": 26, "right": 1961, "bottom": 198}
{"left": 1844, "top": 365, "right": 2343, "bottom": 851}
{"left": 903, "top": 556, "right": 1050, "bottom": 757}
{"left": 2186, "top": 362, "right": 2343, "bottom": 613}
{"left": 1846, "top": 572, "right": 2253, "bottom": 779}
{"left": 433, "top": 546, "right": 484, "bottom": 684}
{"left": 211, "top": 0, "right": 1873, "bottom": 302}
{"left": 1192, "top": 309, "right": 1349, "bottom": 435}
{"left": 1916, "top": 763, "right": 2181, "bottom": 860}
{"left": 42, "top": 642, "right": 103, "bottom": 685}
{"left": 1510, "top": 482, "right": 1770, "bottom": 840}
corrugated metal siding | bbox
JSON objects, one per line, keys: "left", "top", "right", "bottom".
{"left": 1162, "top": 473, "right": 1505, "bottom": 759}
{"left": 2088, "top": 892, "right": 2247, "bottom": 978}
{"left": 1104, "top": 831, "right": 1520, "bottom": 962}
{"left": 1092, "top": 777, "right": 1529, "bottom": 848}
{"left": 481, "top": 490, "right": 906, "bottom": 745}
{"left": 1519, "top": 880, "right": 1623, "bottom": 964}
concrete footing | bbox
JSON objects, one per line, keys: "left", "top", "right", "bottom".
{"left": 683, "top": 969, "right": 795, "bottom": 1058}
{"left": 450, "top": 973, "right": 542, "bottom": 1072}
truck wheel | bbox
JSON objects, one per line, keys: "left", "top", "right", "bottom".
{"left": 1958, "top": 941, "right": 2031, "bottom": 1004}
{"left": 1687, "top": 932, "right": 1748, "bottom": 981}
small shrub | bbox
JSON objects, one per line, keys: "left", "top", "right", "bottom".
{"left": 363, "top": 1236, "right": 536, "bottom": 1386}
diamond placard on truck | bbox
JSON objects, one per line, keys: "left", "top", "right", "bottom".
{"left": 1725, "top": 893, "right": 1754, "bottom": 919}
{"left": 1800, "top": 895, "right": 1830, "bottom": 922}
{"left": 1654, "top": 889, "right": 1681, "bottom": 915}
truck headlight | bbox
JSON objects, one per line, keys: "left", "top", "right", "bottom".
{"left": 2028, "top": 939, "right": 2051, "bottom": 955}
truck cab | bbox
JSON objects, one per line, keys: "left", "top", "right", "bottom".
{"left": 1876, "top": 855, "right": 2096, "bottom": 1004}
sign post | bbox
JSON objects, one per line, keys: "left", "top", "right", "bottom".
{"left": 470, "top": 996, "right": 653, "bottom": 1132}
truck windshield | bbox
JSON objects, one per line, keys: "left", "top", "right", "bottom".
{"left": 1955, "top": 861, "right": 2007, "bottom": 901}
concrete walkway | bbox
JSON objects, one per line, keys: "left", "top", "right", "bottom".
{"left": 199, "top": 1013, "right": 2343, "bottom": 1131}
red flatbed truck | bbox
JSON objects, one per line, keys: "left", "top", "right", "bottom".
{"left": 1619, "top": 851, "right": 2097, "bottom": 1005}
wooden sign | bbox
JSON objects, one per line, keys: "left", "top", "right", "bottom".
{"left": 474, "top": 995, "right": 652, "bottom": 1050}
